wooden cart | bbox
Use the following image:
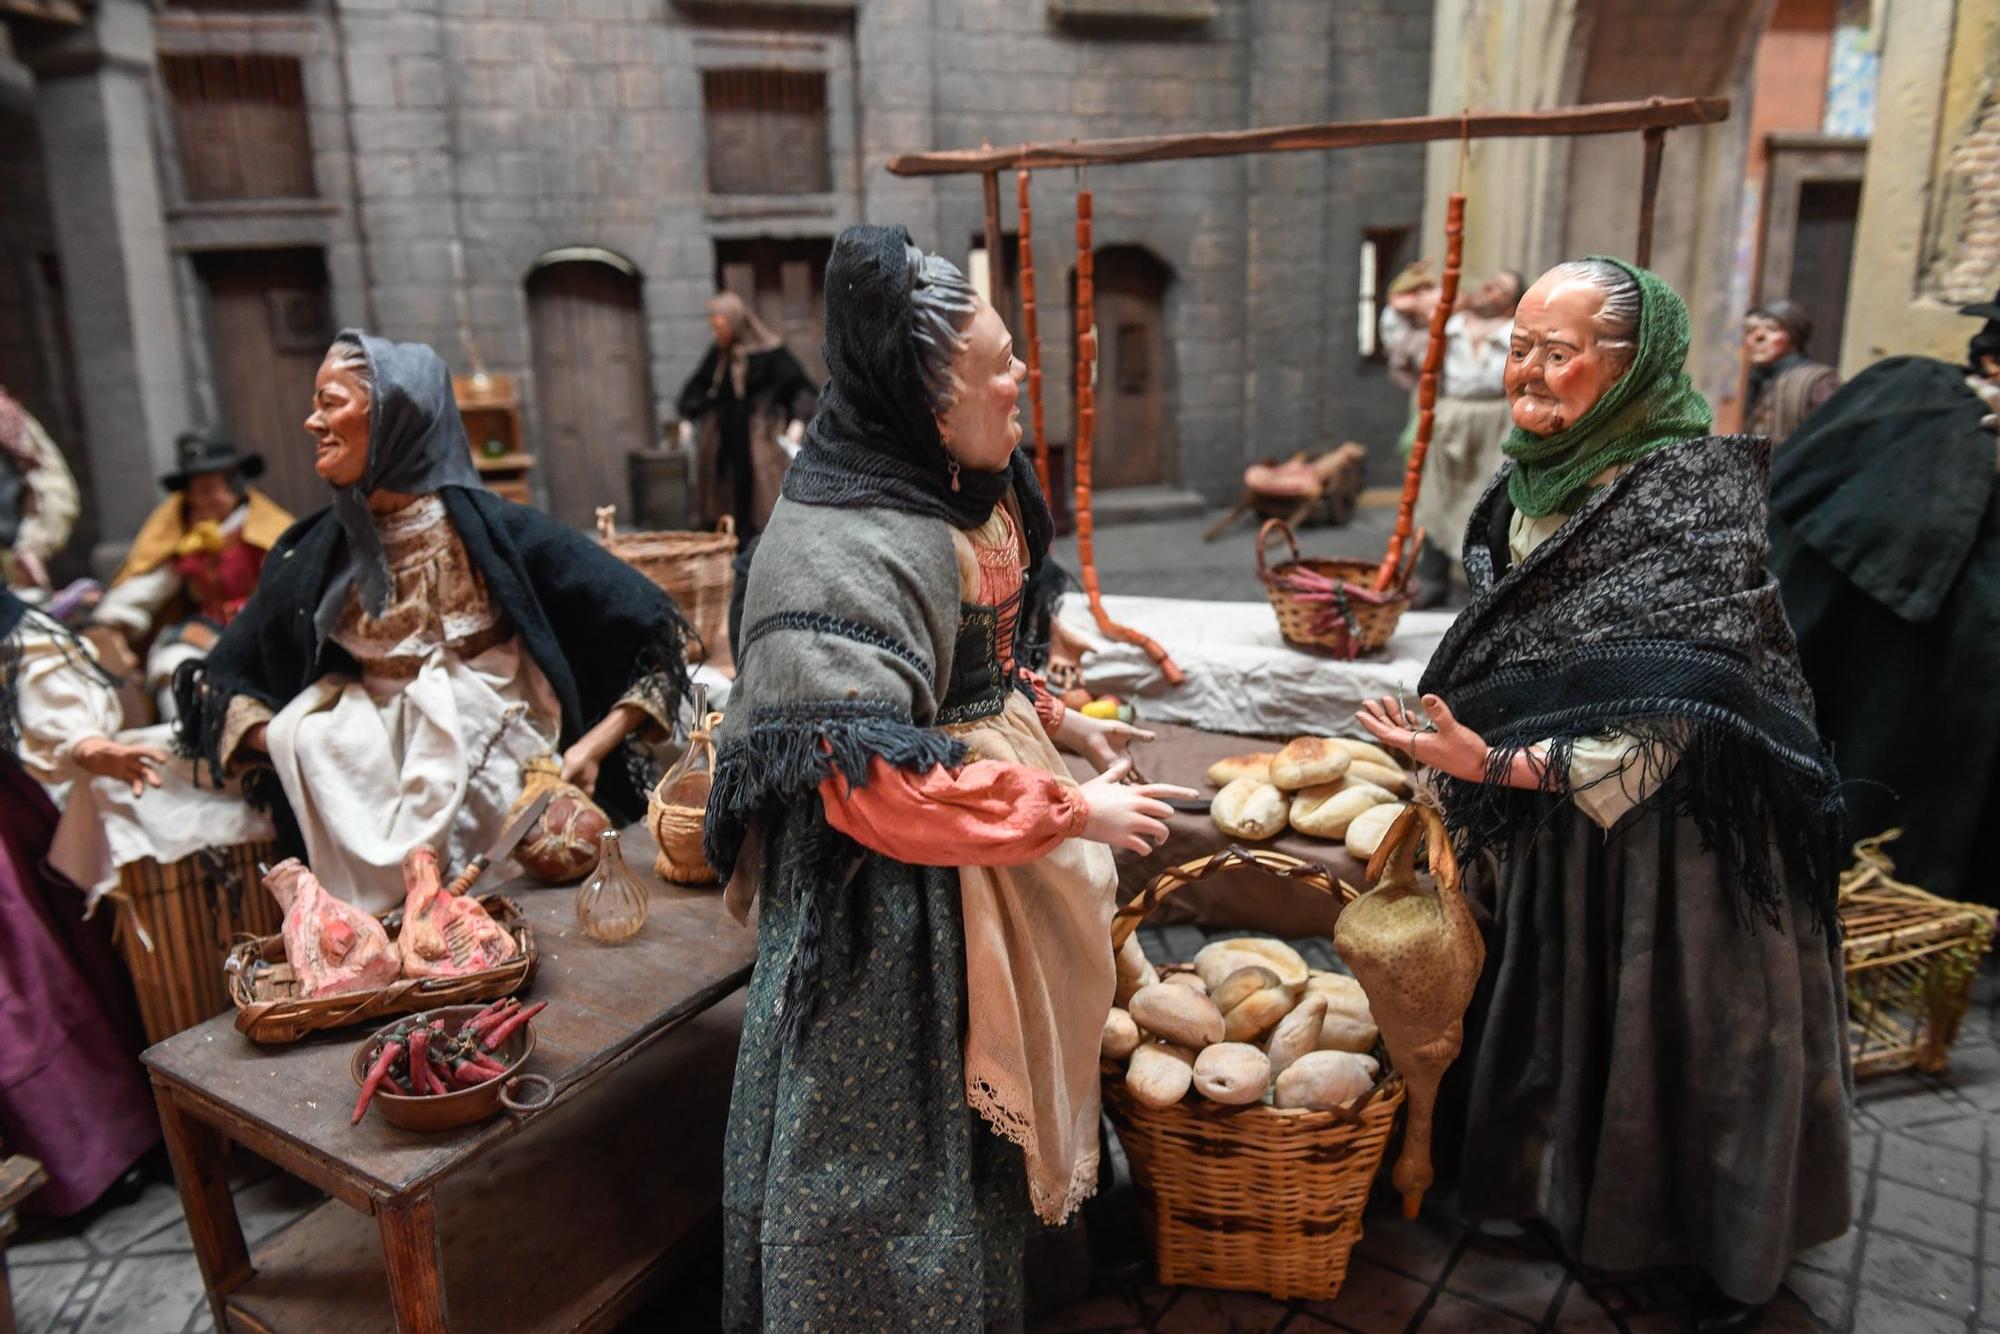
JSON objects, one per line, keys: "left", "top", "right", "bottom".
{"left": 143, "top": 826, "right": 755, "bottom": 1333}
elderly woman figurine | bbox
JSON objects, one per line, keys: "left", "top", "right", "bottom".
{"left": 677, "top": 292, "right": 818, "bottom": 536}
{"left": 705, "top": 225, "right": 1191, "bottom": 1332}
{"left": 176, "top": 332, "right": 691, "bottom": 911}
{"left": 1359, "top": 258, "right": 1849, "bottom": 1331}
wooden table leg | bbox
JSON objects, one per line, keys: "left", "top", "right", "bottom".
{"left": 380, "top": 1194, "right": 448, "bottom": 1334}
{"left": 154, "top": 1082, "right": 251, "bottom": 1328}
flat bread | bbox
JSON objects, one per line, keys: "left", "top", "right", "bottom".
{"left": 1269, "top": 737, "right": 1352, "bottom": 790}
{"left": 1207, "top": 752, "right": 1275, "bottom": 786}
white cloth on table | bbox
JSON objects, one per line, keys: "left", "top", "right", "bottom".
{"left": 1508, "top": 464, "right": 1677, "bottom": 829}
{"left": 1057, "top": 593, "right": 1453, "bottom": 740}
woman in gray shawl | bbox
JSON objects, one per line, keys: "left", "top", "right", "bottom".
{"left": 1360, "top": 259, "right": 1849, "bottom": 1331}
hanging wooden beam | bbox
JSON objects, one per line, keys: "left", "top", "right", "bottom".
{"left": 886, "top": 96, "right": 1728, "bottom": 177}
{"left": 980, "top": 168, "right": 1004, "bottom": 302}
{"left": 1635, "top": 125, "right": 1668, "bottom": 268}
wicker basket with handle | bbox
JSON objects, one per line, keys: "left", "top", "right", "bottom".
{"left": 594, "top": 505, "right": 737, "bottom": 667}
{"left": 1256, "top": 518, "right": 1417, "bottom": 660}
{"left": 648, "top": 689, "right": 721, "bottom": 885}
{"left": 1103, "top": 846, "right": 1404, "bottom": 1302}
{"left": 224, "top": 895, "right": 536, "bottom": 1044}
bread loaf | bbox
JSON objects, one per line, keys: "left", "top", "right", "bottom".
{"left": 1210, "top": 779, "right": 1288, "bottom": 840}
{"left": 1345, "top": 759, "right": 1410, "bottom": 795}
{"left": 1330, "top": 737, "right": 1401, "bottom": 771}
{"left": 1344, "top": 801, "right": 1408, "bottom": 861}
{"left": 1289, "top": 780, "right": 1395, "bottom": 839}
{"left": 1125, "top": 1042, "right": 1194, "bottom": 1109}
{"left": 1269, "top": 737, "right": 1352, "bottom": 790}
{"left": 1274, "top": 1050, "right": 1379, "bottom": 1111}
{"left": 1193, "top": 1043, "right": 1271, "bottom": 1105}
{"left": 1129, "top": 982, "right": 1225, "bottom": 1049}
{"left": 1206, "top": 752, "right": 1275, "bottom": 786}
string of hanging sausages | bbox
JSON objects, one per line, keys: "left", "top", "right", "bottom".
{"left": 1017, "top": 169, "right": 1051, "bottom": 498}
{"left": 1072, "top": 185, "right": 1186, "bottom": 685}
{"left": 1373, "top": 188, "right": 1464, "bottom": 591}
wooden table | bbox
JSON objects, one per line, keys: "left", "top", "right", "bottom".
{"left": 1, "top": 1153, "right": 48, "bottom": 1334}
{"left": 143, "top": 826, "right": 757, "bottom": 1333}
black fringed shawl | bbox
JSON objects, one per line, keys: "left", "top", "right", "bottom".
{"left": 1422, "top": 435, "right": 1844, "bottom": 932}
{"left": 173, "top": 487, "right": 692, "bottom": 839}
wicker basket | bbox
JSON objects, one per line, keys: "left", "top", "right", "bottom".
{"left": 1840, "top": 831, "right": 1996, "bottom": 1078}
{"left": 110, "top": 840, "right": 281, "bottom": 1045}
{"left": 1103, "top": 846, "right": 1405, "bottom": 1302}
{"left": 595, "top": 504, "right": 738, "bottom": 668}
{"left": 1256, "top": 519, "right": 1415, "bottom": 660}
{"left": 224, "top": 895, "right": 537, "bottom": 1044}
{"left": 648, "top": 705, "right": 721, "bottom": 885}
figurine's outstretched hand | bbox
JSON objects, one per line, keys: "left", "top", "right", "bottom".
{"left": 1079, "top": 758, "right": 1194, "bottom": 854}
{"left": 1356, "top": 692, "right": 1489, "bottom": 783}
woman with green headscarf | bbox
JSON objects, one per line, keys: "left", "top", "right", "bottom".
{"left": 1357, "top": 258, "right": 1851, "bottom": 1329}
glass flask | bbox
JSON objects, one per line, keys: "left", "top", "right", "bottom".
{"left": 575, "top": 829, "right": 648, "bottom": 943}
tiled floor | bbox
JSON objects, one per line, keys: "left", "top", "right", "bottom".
{"left": 9, "top": 966, "right": 1998, "bottom": 1333}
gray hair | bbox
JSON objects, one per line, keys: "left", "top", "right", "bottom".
{"left": 1546, "top": 258, "right": 1640, "bottom": 372}
{"left": 324, "top": 335, "right": 373, "bottom": 394}
{"left": 905, "top": 243, "right": 979, "bottom": 413}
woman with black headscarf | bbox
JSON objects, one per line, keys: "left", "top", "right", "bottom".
{"left": 704, "top": 226, "right": 1190, "bottom": 1332}
{"left": 1743, "top": 298, "right": 1840, "bottom": 447}
{"left": 677, "top": 292, "right": 818, "bottom": 536}
{"left": 176, "top": 332, "right": 691, "bottom": 911}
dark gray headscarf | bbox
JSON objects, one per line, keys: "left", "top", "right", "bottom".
{"left": 315, "top": 330, "right": 485, "bottom": 642}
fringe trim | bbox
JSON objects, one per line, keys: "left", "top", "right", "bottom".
{"left": 965, "top": 1073, "right": 1100, "bottom": 1227}
{"left": 1438, "top": 714, "right": 1845, "bottom": 935}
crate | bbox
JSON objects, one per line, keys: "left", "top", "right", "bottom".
{"left": 1840, "top": 831, "right": 1996, "bottom": 1079}
{"left": 110, "top": 841, "right": 280, "bottom": 1045}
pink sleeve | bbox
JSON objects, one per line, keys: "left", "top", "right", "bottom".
{"left": 1020, "top": 669, "right": 1067, "bottom": 734}
{"left": 820, "top": 756, "right": 1090, "bottom": 867}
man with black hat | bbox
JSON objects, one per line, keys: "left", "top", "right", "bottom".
{"left": 1765, "top": 290, "right": 2000, "bottom": 906}
{"left": 1742, "top": 297, "right": 1841, "bottom": 446}
{"left": 91, "top": 430, "right": 293, "bottom": 718}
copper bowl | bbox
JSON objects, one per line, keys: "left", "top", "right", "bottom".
{"left": 348, "top": 1002, "right": 549, "bottom": 1132}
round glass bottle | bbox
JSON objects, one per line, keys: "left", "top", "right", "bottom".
{"left": 575, "top": 829, "right": 648, "bottom": 943}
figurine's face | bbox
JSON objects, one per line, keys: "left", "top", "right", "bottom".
{"left": 306, "top": 352, "right": 371, "bottom": 488}
{"left": 185, "top": 472, "right": 240, "bottom": 526}
{"left": 709, "top": 309, "right": 734, "bottom": 346}
{"left": 1476, "top": 273, "right": 1524, "bottom": 318}
{"left": 936, "top": 298, "right": 1026, "bottom": 473}
{"left": 1505, "top": 276, "right": 1631, "bottom": 436}
{"left": 1743, "top": 313, "right": 1793, "bottom": 367}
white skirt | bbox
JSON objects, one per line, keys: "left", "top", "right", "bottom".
{"left": 267, "top": 638, "right": 562, "bottom": 912}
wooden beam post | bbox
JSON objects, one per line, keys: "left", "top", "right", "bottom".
{"left": 981, "top": 168, "right": 1004, "bottom": 303}
{"left": 1636, "top": 126, "right": 1667, "bottom": 268}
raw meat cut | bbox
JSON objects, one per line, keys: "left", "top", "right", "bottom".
{"left": 395, "top": 845, "right": 517, "bottom": 979}
{"left": 264, "top": 859, "right": 400, "bottom": 999}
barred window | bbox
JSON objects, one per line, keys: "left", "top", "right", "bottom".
{"left": 701, "top": 67, "right": 832, "bottom": 195}
{"left": 160, "top": 53, "right": 316, "bottom": 202}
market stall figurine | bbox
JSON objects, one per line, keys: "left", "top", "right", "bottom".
{"left": 704, "top": 224, "right": 1191, "bottom": 1332}
{"left": 91, "top": 430, "right": 294, "bottom": 719}
{"left": 175, "top": 331, "right": 693, "bottom": 912}
{"left": 1359, "top": 257, "right": 1850, "bottom": 1331}
{"left": 0, "top": 386, "right": 80, "bottom": 597}
{"left": 676, "top": 291, "right": 818, "bottom": 537}
{"left": 1741, "top": 298, "right": 1840, "bottom": 447}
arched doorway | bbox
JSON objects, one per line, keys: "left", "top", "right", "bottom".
{"left": 527, "top": 250, "right": 653, "bottom": 526}
{"left": 1081, "top": 246, "right": 1174, "bottom": 490}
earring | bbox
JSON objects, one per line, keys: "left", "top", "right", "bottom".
{"left": 948, "top": 457, "right": 962, "bottom": 492}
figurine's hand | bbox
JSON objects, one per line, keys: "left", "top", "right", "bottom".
{"left": 1078, "top": 758, "right": 1195, "bottom": 854}
{"left": 1055, "top": 710, "right": 1156, "bottom": 773}
{"left": 72, "top": 736, "right": 168, "bottom": 797}
{"left": 561, "top": 739, "right": 604, "bottom": 797}
{"left": 1356, "top": 693, "right": 1490, "bottom": 783}
{"left": 12, "top": 549, "right": 48, "bottom": 590}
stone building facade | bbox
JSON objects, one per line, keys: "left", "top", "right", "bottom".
{"left": 0, "top": 0, "right": 1432, "bottom": 572}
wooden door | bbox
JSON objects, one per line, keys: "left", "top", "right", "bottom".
{"left": 1085, "top": 247, "right": 1172, "bottom": 489}
{"left": 528, "top": 260, "right": 654, "bottom": 526}
{"left": 194, "top": 248, "right": 332, "bottom": 517}
{"left": 714, "top": 237, "right": 830, "bottom": 382}
{"left": 1788, "top": 179, "right": 1860, "bottom": 367}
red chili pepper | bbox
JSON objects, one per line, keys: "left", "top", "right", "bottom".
{"left": 482, "top": 1000, "right": 547, "bottom": 1052}
{"left": 466, "top": 1000, "right": 520, "bottom": 1041}
{"left": 353, "top": 1039, "right": 404, "bottom": 1124}
{"left": 462, "top": 998, "right": 512, "bottom": 1036}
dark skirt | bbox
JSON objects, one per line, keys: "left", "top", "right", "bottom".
{"left": 721, "top": 796, "right": 1034, "bottom": 1333}
{"left": 1443, "top": 787, "right": 1852, "bottom": 1303}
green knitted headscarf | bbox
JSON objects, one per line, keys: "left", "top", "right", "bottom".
{"left": 1502, "top": 256, "right": 1713, "bottom": 518}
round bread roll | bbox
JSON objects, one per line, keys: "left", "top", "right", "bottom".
{"left": 1101, "top": 1007, "right": 1141, "bottom": 1060}
{"left": 1206, "top": 752, "right": 1275, "bottom": 787}
{"left": 1306, "top": 972, "right": 1379, "bottom": 1052}
{"left": 1210, "top": 964, "right": 1282, "bottom": 1014}
{"left": 1268, "top": 737, "right": 1352, "bottom": 790}
{"left": 1274, "top": 1050, "right": 1379, "bottom": 1111}
{"left": 1345, "top": 759, "right": 1410, "bottom": 795}
{"left": 1265, "top": 993, "right": 1328, "bottom": 1079}
{"left": 1193, "top": 1043, "right": 1271, "bottom": 1105}
{"left": 1344, "top": 801, "right": 1408, "bottom": 861}
{"left": 1193, "top": 938, "right": 1309, "bottom": 992}
{"left": 1113, "top": 932, "right": 1158, "bottom": 1009}
{"left": 1161, "top": 969, "right": 1209, "bottom": 995}
{"left": 1125, "top": 1041, "right": 1194, "bottom": 1109}
{"left": 1289, "top": 780, "right": 1395, "bottom": 839}
{"left": 1211, "top": 779, "right": 1288, "bottom": 840}
{"left": 1129, "top": 982, "right": 1225, "bottom": 1049}
{"left": 1330, "top": 737, "right": 1401, "bottom": 771}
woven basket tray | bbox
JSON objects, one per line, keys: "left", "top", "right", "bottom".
{"left": 595, "top": 505, "right": 736, "bottom": 667}
{"left": 224, "top": 895, "right": 537, "bottom": 1044}
{"left": 1256, "top": 518, "right": 1416, "bottom": 660}
{"left": 1103, "top": 846, "right": 1404, "bottom": 1302}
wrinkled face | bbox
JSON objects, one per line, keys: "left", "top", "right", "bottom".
{"left": 184, "top": 471, "right": 240, "bottom": 526}
{"left": 305, "top": 351, "right": 371, "bottom": 488}
{"left": 1477, "top": 273, "right": 1524, "bottom": 318}
{"left": 709, "top": 309, "right": 733, "bottom": 346}
{"left": 1743, "top": 313, "right": 1793, "bottom": 367}
{"left": 936, "top": 298, "right": 1027, "bottom": 473}
{"left": 1504, "top": 275, "right": 1631, "bottom": 436}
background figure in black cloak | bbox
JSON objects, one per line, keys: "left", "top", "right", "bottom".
{"left": 676, "top": 292, "right": 817, "bottom": 537}
{"left": 1768, "top": 293, "right": 2000, "bottom": 906}
{"left": 1742, "top": 298, "right": 1841, "bottom": 447}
